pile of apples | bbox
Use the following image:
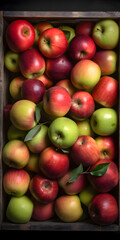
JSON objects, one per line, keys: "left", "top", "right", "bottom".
{"left": 2, "top": 18, "right": 119, "bottom": 226}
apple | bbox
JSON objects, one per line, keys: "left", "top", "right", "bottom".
{"left": 19, "top": 48, "right": 45, "bottom": 78}
{"left": 26, "top": 153, "right": 40, "bottom": 173}
{"left": 76, "top": 21, "right": 94, "bottom": 36}
{"left": 92, "top": 19, "right": 119, "bottom": 49}
{"left": 71, "top": 59, "right": 101, "bottom": 90}
{"left": 58, "top": 25, "right": 75, "bottom": 44}
{"left": 45, "top": 54, "right": 73, "bottom": 82}
{"left": 6, "top": 19, "right": 35, "bottom": 52}
{"left": 93, "top": 50, "right": 117, "bottom": 75}
{"left": 2, "top": 139, "right": 30, "bottom": 169}
{"left": 6, "top": 195, "right": 34, "bottom": 223}
{"left": 7, "top": 125, "right": 26, "bottom": 141}
{"left": 38, "top": 28, "right": 68, "bottom": 58}
{"left": 71, "top": 135, "right": 100, "bottom": 167}
{"left": 21, "top": 78, "right": 45, "bottom": 103}
{"left": 3, "top": 169, "right": 30, "bottom": 197}
{"left": 70, "top": 91, "right": 95, "bottom": 121}
{"left": 43, "top": 86, "right": 71, "bottom": 117}
{"left": 95, "top": 136, "right": 116, "bottom": 161}
{"left": 55, "top": 195, "right": 83, "bottom": 222}
{"left": 10, "top": 99, "right": 37, "bottom": 131}
{"left": 4, "top": 51, "right": 20, "bottom": 73}
{"left": 36, "top": 74, "right": 53, "bottom": 88}
{"left": 79, "top": 184, "right": 97, "bottom": 207}
{"left": 90, "top": 107, "right": 117, "bottom": 136}
{"left": 88, "top": 159, "right": 119, "bottom": 192}
{"left": 92, "top": 76, "right": 118, "bottom": 107}
{"left": 39, "top": 147, "right": 70, "bottom": 179}
{"left": 56, "top": 79, "right": 76, "bottom": 96}
{"left": 48, "top": 117, "right": 79, "bottom": 149}
{"left": 32, "top": 199, "right": 54, "bottom": 221}
{"left": 29, "top": 175, "right": 59, "bottom": 204}
{"left": 76, "top": 119, "right": 93, "bottom": 137}
{"left": 68, "top": 34, "right": 96, "bottom": 62}
{"left": 9, "top": 76, "right": 25, "bottom": 100}
{"left": 34, "top": 21, "right": 53, "bottom": 44}
{"left": 88, "top": 193, "right": 118, "bottom": 225}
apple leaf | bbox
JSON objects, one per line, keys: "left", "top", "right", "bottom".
{"left": 67, "top": 163, "right": 83, "bottom": 183}
{"left": 24, "top": 124, "right": 41, "bottom": 142}
{"left": 62, "top": 30, "right": 70, "bottom": 41}
{"left": 89, "top": 162, "right": 111, "bottom": 176}
{"left": 35, "top": 103, "right": 42, "bottom": 123}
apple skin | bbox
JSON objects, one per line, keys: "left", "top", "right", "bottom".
{"left": 79, "top": 184, "right": 97, "bottom": 207}
{"left": 19, "top": 48, "right": 45, "bottom": 78}
{"left": 71, "top": 59, "right": 101, "bottom": 90}
{"left": 93, "top": 50, "right": 117, "bottom": 75}
{"left": 2, "top": 139, "right": 30, "bottom": 169}
{"left": 7, "top": 125, "right": 26, "bottom": 141}
{"left": 70, "top": 91, "right": 95, "bottom": 121}
{"left": 6, "top": 195, "right": 34, "bottom": 223}
{"left": 92, "top": 19, "right": 119, "bottom": 50}
{"left": 32, "top": 199, "right": 54, "bottom": 221}
{"left": 55, "top": 195, "right": 83, "bottom": 222}
{"left": 3, "top": 169, "right": 30, "bottom": 197}
{"left": 26, "top": 153, "right": 40, "bottom": 173}
{"left": 34, "top": 22, "right": 53, "bottom": 44}
{"left": 92, "top": 76, "right": 118, "bottom": 107}
{"left": 88, "top": 193, "right": 118, "bottom": 225}
{"left": 9, "top": 76, "right": 25, "bottom": 100}
{"left": 43, "top": 86, "right": 71, "bottom": 117}
{"left": 76, "top": 119, "right": 93, "bottom": 137}
{"left": 36, "top": 74, "right": 53, "bottom": 89}
{"left": 68, "top": 34, "right": 96, "bottom": 62}
{"left": 90, "top": 107, "right": 117, "bottom": 136}
{"left": 10, "top": 99, "right": 37, "bottom": 131}
{"left": 48, "top": 117, "right": 79, "bottom": 149}
{"left": 39, "top": 147, "right": 69, "bottom": 179}
{"left": 38, "top": 28, "right": 68, "bottom": 58}
{"left": 71, "top": 135, "right": 100, "bottom": 167}
{"left": 76, "top": 21, "right": 94, "bottom": 36}
{"left": 4, "top": 51, "right": 20, "bottom": 73}
{"left": 56, "top": 79, "right": 76, "bottom": 96}
{"left": 88, "top": 159, "right": 119, "bottom": 193}
{"left": 95, "top": 136, "right": 115, "bottom": 161}
{"left": 29, "top": 175, "right": 59, "bottom": 204}
{"left": 3, "top": 104, "right": 13, "bottom": 125}
{"left": 6, "top": 19, "right": 35, "bottom": 52}
{"left": 58, "top": 25, "right": 75, "bottom": 44}
{"left": 21, "top": 78, "right": 45, "bottom": 103}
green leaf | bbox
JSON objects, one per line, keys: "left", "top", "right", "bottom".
{"left": 24, "top": 124, "right": 41, "bottom": 142}
{"left": 35, "top": 103, "right": 42, "bottom": 123}
{"left": 67, "top": 163, "right": 83, "bottom": 183}
{"left": 62, "top": 30, "right": 70, "bottom": 41}
{"left": 90, "top": 162, "right": 111, "bottom": 176}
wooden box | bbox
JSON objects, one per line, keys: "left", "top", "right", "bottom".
{"left": 0, "top": 11, "right": 120, "bottom": 231}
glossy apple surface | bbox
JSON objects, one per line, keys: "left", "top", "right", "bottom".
{"left": 26, "top": 153, "right": 40, "bottom": 173}
{"left": 76, "top": 119, "right": 93, "bottom": 137}
{"left": 56, "top": 79, "right": 76, "bottom": 96}
{"left": 79, "top": 185, "right": 97, "bottom": 207}
{"left": 9, "top": 76, "right": 25, "bottom": 100}
{"left": 76, "top": 21, "right": 94, "bottom": 35}
{"left": 4, "top": 51, "right": 20, "bottom": 73}
{"left": 34, "top": 21, "right": 53, "bottom": 44}
{"left": 36, "top": 74, "right": 53, "bottom": 88}
{"left": 32, "top": 199, "right": 54, "bottom": 221}
{"left": 95, "top": 136, "right": 115, "bottom": 161}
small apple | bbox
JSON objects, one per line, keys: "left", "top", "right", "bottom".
{"left": 76, "top": 119, "right": 93, "bottom": 137}
{"left": 56, "top": 79, "right": 76, "bottom": 96}
{"left": 79, "top": 184, "right": 97, "bottom": 207}
{"left": 95, "top": 136, "right": 116, "bottom": 161}
{"left": 58, "top": 25, "right": 75, "bottom": 44}
{"left": 34, "top": 21, "right": 53, "bottom": 44}
{"left": 76, "top": 21, "right": 94, "bottom": 36}
{"left": 7, "top": 124, "right": 26, "bottom": 141}
{"left": 32, "top": 199, "right": 54, "bottom": 221}
{"left": 4, "top": 51, "right": 20, "bottom": 73}
{"left": 26, "top": 153, "right": 40, "bottom": 173}
{"left": 36, "top": 74, "right": 53, "bottom": 89}
{"left": 9, "top": 76, "right": 25, "bottom": 100}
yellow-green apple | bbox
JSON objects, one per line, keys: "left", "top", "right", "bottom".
{"left": 68, "top": 34, "right": 96, "bottom": 62}
{"left": 26, "top": 153, "right": 40, "bottom": 173}
{"left": 43, "top": 86, "right": 71, "bottom": 117}
{"left": 6, "top": 19, "right": 35, "bottom": 52}
{"left": 56, "top": 79, "right": 76, "bottom": 96}
{"left": 95, "top": 136, "right": 116, "bottom": 161}
{"left": 71, "top": 59, "right": 101, "bottom": 90}
{"left": 90, "top": 108, "right": 117, "bottom": 136}
{"left": 32, "top": 199, "right": 54, "bottom": 221}
{"left": 6, "top": 195, "right": 34, "bottom": 223}
{"left": 70, "top": 91, "right": 95, "bottom": 121}
{"left": 34, "top": 21, "right": 53, "bottom": 44}
{"left": 48, "top": 117, "right": 79, "bottom": 149}
{"left": 36, "top": 74, "right": 53, "bottom": 88}
{"left": 10, "top": 99, "right": 37, "bottom": 131}
{"left": 88, "top": 159, "right": 119, "bottom": 192}
{"left": 79, "top": 184, "right": 97, "bottom": 207}
{"left": 4, "top": 51, "right": 20, "bottom": 73}
{"left": 21, "top": 78, "right": 45, "bottom": 103}
{"left": 92, "top": 76, "right": 118, "bottom": 107}
{"left": 38, "top": 28, "right": 68, "bottom": 58}
{"left": 19, "top": 48, "right": 45, "bottom": 78}
{"left": 45, "top": 54, "right": 73, "bottom": 82}
{"left": 71, "top": 135, "right": 100, "bottom": 167}
{"left": 39, "top": 147, "right": 69, "bottom": 179}
{"left": 58, "top": 170, "right": 86, "bottom": 195}
{"left": 76, "top": 21, "right": 94, "bottom": 36}
{"left": 92, "top": 19, "right": 119, "bottom": 49}
{"left": 7, "top": 125, "right": 26, "bottom": 141}
{"left": 3, "top": 169, "right": 30, "bottom": 197}
{"left": 26, "top": 124, "right": 50, "bottom": 153}
{"left": 93, "top": 50, "right": 117, "bottom": 75}
{"left": 55, "top": 195, "right": 83, "bottom": 222}
{"left": 29, "top": 175, "right": 59, "bottom": 203}
{"left": 58, "top": 25, "right": 75, "bottom": 44}
{"left": 2, "top": 139, "right": 30, "bottom": 169}
{"left": 88, "top": 193, "right": 118, "bottom": 225}
{"left": 76, "top": 119, "right": 93, "bottom": 137}
{"left": 9, "top": 76, "right": 25, "bottom": 100}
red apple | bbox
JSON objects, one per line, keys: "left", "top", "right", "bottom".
{"left": 95, "top": 136, "right": 116, "bottom": 161}
{"left": 6, "top": 19, "right": 35, "bottom": 52}
{"left": 76, "top": 21, "right": 94, "bottom": 36}
{"left": 39, "top": 147, "right": 70, "bottom": 179}
{"left": 43, "top": 86, "right": 71, "bottom": 117}
{"left": 88, "top": 193, "right": 118, "bottom": 225}
{"left": 34, "top": 21, "right": 53, "bottom": 44}
{"left": 38, "top": 28, "right": 68, "bottom": 58}
{"left": 88, "top": 159, "right": 119, "bottom": 192}
{"left": 32, "top": 199, "right": 54, "bottom": 221}
{"left": 29, "top": 175, "right": 59, "bottom": 204}
{"left": 56, "top": 79, "right": 76, "bottom": 96}
{"left": 92, "top": 76, "right": 118, "bottom": 107}
{"left": 36, "top": 74, "right": 53, "bottom": 89}
{"left": 70, "top": 91, "right": 95, "bottom": 121}
{"left": 68, "top": 34, "right": 96, "bottom": 62}
{"left": 19, "top": 48, "right": 45, "bottom": 78}
{"left": 71, "top": 135, "right": 100, "bottom": 167}
{"left": 21, "top": 78, "right": 45, "bottom": 103}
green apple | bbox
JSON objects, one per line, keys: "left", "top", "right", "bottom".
{"left": 26, "top": 153, "right": 40, "bottom": 173}
{"left": 9, "top": 76, "right": 25, "bottom": 100}
{"left": 4, "top": 51, "right": 20, "bottom": 72}
{"left": 79, "top": 185, "right": 97, "bottom": 207}
{"left": 6, "top": 195, "right": 34, "bottom": 223}
{"left": 92, "top": 19, "right": 119, "bottom": 49}
{"left": 48, "top": 117, "right": 79, "bottom": 149}
{"left": 7, "top": 125, "right": 26, "bottom": 141}
{"left": 59, "top": 25, "right": 75, "bottom": 44}
{"left": 90, "top": 108, "right": 117, "bottom": 136}
{"left": 76, "top": 119, "right": 94, "bottom": 137}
